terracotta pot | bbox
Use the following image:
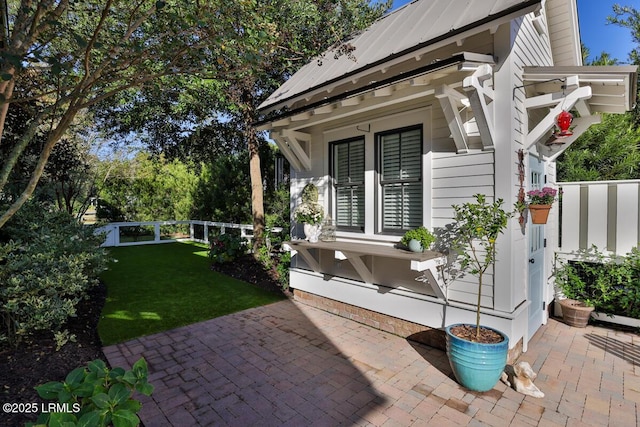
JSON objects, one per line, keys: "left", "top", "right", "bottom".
{"left": 560, "top": 298, "right": 594, "bottom": 328}
{"left": 528, "top": 204, "right": 551, "bottom": 224}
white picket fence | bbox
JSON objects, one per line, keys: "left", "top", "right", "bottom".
{"left": 96, "top": 220, "right": 282, "bottom": 248}
{"left": 559, "top": 179, "right": 640, "bottom": 256}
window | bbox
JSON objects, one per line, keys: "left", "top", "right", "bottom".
{"left": 331, "top": 138, "right": 365, "bottom": 231}
{"left": 378, "top": 126, "right": 422, "bottom": 232}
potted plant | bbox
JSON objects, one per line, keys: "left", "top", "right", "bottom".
{"left": 553, "top": 250, "right": 604, "bottom": 327}
{"left": 294, "top": 183, "right": 324, "bottom": 243}
{"left": 526, "top": 186, "right": 558, "bottom": 224}
{"left": 400, "top": 226, "right": 435, "bottom": 253}
{"left": 446, "top": 194, "right": 512, "bottom": 392}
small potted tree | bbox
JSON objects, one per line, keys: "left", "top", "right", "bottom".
{"left": 553, "top": 248, "right": 608, "bottom": 327}
{"left": 400, "top": 226, "right": 436, "bottom": 253}
{"left": 446, "top": 194, "right": 513, "bottom": 392}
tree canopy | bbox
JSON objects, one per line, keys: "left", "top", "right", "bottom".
{"left": 92, "top": 0, "right": 390, "bottom": 247}
{"left": 0, "top": 0, "right": 390, "bottom": 232}
{"left": 557, "top": 4, "right": 640, "bottom": 182}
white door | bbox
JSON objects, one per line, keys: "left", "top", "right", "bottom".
{"left": 528, "top": 156, "right": 545, "bottom": 339}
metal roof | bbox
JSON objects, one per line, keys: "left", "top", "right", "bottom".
{"left": 259, "top": 0, "right": 541, "bottom": 113}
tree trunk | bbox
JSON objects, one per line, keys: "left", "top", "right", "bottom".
{"left": 247, "top": 124, "right": 264, "bottom": 252}
{"left": 0, "top": 108, "right": 77, "bottom": 228}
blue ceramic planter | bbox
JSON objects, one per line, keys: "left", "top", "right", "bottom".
{"left": 445, "top": 324, "right": 509, "bottom": 392}
{"left": 408, "top": 239, "right": 423, "bottom": 252}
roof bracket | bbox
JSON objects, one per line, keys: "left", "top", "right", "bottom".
{"left": 524, "top": 77, "right": 593, "bottom": 150}
{"left": 271, "top": 129, "right": 312, "bottom": 171}
{"left": 435, "top": 84, "right": 470, "bottom": 153}
{"left": 464, "top": 64, "right": 495, "bottom": 151}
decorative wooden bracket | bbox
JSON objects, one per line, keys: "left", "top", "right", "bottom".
{"left": 435, "top": 84, "right": 471, "bottom": 153}
{"left": 270, "top": 129, "right": 312, "bottom": 171}
{"left": 335, "top": 251, "right": 374, "bottom": 284}
{"left": 463, "top": 64, "right": 495, "bottom": 151}
{"left": 524, "top": 76, "right": 593, "bottom": 150}
{"left": 435, "top": 64, "right": 496, "bottom": 153}
{"left": 410, "top": 257, "right": 448, "bottom": 301}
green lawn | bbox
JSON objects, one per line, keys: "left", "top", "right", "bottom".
{"left": 98, "top": 242, "right": 285, "bottom": 345}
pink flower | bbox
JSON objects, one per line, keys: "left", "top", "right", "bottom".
{"left": 527, "top": 187, "right": 558, "bottom": 204}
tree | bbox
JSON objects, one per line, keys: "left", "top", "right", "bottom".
{"left": 0, "top": 0, "right": 282, "bottom": 228}
{"left": 97, "top": 153, "right": 198, "bottom": 222}
{"left": 608, "top": 4, "right": 640, "bottom": 65}
{"left": 557, "top": 4, "right": 640, "bottom": 182}
{"left": 557, "top": 113, "right": 640, "bottom": 181}
{"left": 94, "top": 0, "right": 391, "bottom": 250}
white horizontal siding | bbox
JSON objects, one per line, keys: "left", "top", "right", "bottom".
{"left": 429, "top": 150, "right": 496, "bottom": 307}
{"left": 431, "top": 151, "right": 495, "bottom": 230}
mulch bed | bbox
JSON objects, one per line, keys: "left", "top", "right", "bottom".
{"left": 0, "top": 254, "right": 287, "bottom": 427}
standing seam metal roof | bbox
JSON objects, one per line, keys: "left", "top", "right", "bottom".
{"left": 259, "top": 0, "right": 541, "bottom": 112}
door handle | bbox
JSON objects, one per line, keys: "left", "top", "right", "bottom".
{"left": 529, "top": 258, "right": 535, "bottom": 264}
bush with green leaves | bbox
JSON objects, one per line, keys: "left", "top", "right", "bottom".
{"left": 0, "top": 201, "right": 108, "bottom": 346}
{"left": 30, "top": 358, "right": 153, "bottom": 427}
{"left": 208, "top": 232, "right": 248, "bottom": 264}
{"left": 255, "top": 228, "right": 291, "bottom": 292}
{"left": 555, "top": 246, "right": 640, "bottom": 318}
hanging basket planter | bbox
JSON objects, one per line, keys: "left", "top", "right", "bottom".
{"left": 528, "top": 204, "right": 551, "bottom": 224}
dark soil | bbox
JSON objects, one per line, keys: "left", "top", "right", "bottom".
{"left": 0, "top": 283, "right": 107, "bottom": 427}
{"left": 209, "top": 253, "right": 292, "bottom": 297}
{"left": 450, "top": 324, "right": 505, "bottom": 344}
{"left": 0, "top": 254, "right": 287, "bottom": 427}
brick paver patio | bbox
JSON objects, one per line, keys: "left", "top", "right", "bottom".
{"left": 103, "top": 299, "right": 640, "bottom": 426}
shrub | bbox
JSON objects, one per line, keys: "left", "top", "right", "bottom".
{"left": 209, "top": 232, "right": 248, "bottom": 264}
{"left": 0, "top": 202, "right": 108, "bottom": 346}
{"left": 555, "top": 246, "right": 640, "bottom": 318}
{"left": 301, "top": 183, "right": 319, "bottom": 204}
{"left": 30, "top": 358, "right": 153, "bottom": 427}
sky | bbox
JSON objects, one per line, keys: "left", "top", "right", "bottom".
{"left": 390, "top": 0, "right": 637, "bottom": 64}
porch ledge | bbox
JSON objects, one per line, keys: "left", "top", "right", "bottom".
{"left": 283, "top": 240, "right": 448, "bottom": 300}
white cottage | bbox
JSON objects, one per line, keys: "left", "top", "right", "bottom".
{"left": 257, "top": 0, "right": 637, "bottom": 360}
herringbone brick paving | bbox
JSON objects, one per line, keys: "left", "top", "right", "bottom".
{"left": 103, "top": 299, "right": 640, "bottom": 426}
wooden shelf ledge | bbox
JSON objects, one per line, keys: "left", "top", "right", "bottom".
{"left": 283, "top": 240, "right": 448, "bottom": 300}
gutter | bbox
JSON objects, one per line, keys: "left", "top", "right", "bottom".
{"left": 256, "top": 53, "right": 474, "bottom": 128}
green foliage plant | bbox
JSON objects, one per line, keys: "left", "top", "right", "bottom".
{"left": 450, "top": 194, "right": 513, "bottom": 341}
{"left": 400, "top": 226, "right": 435, "bottom": 251}
{"left": 256, "top": 214, "right": 291, "bottom": 291}
{"left": 208, "top": 233, "right": 248, "bottom": 264}
{"left": 31, "top": 358, "right": 153, "bottom": 427}
{"left": 294, "top": 184, "right": 324, "bottom": 225}
{"left": 0, "top": 201, "right": 108, "bottom": 346}
{"left": 554, "top": 246, "right": 640, "bottom": 318}
{"left": 301, "top": 183, "right": 319, "bottom": 204}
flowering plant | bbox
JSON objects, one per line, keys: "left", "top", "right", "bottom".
{"left": 294, "top": 202, "right": 324, "bottom": 225}
{"left": 526, "top": 187, "right": 558, "bottom": 205}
